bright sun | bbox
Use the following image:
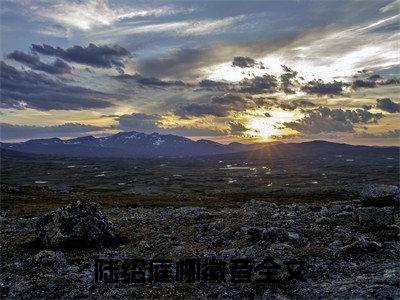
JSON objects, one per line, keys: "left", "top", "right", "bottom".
{"left": 250, "top": 118, "right": 279, "bottom": 139}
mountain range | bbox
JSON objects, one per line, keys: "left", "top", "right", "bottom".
{"left": 0, "top": 131, "right": 263, "bottom": 158}
{"left": 1, "top": 131, "right": 398, "bottom": 158}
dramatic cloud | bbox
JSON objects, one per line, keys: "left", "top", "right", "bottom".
{"left": 279, "top": 65, "right": 299, "bottom": 94}
{"left": 116, "top": 113, "right": 162, "bottom": 132}
{"left": 136, "top": 38, "right": 297, "bottom": 80}
{"left": 240, "top": 75, "right": 278, "bottom": 94}
{"left": 285, "top": 107, "right": 383, "bottom": 134}
{"left": 198, "top": 79, "right": 235, "bottom": 91}
{"left": 0, "top": 61, "right": 113, "bottom": 110}
{"left": 228, "top": 121, "right": 250, "bottom": 135}
{"left": 232, "top": 56, "right": 256, "bottom": 68}
{"left": 351, "top": 74, "right": 400, "bottom": 89}
{"left": 36, "top": 1, "right": 176, "bottom": 31}
{"left": 352, "top": 79, "right": 377, "bottom": 89}
{"left": 175, "top": 93, "right": 249, "bottom": 118}
{"left": 31, "top": 43, "right": 131, "bottom": 71}
{"left": 211, "top": 93, "right": 246, "bottom": 107}
{"left": 354, "top": 129, "right": 400, "bottom": 139}
{"left": 175, "top": 103, "right": 228, "bottom": 118}
{"left": 113, "top": 73, "right": 188, "bottom": 87}
{"left": 0, "top": 122, "right": 104, "bottom": 140}
{"left": 7, "top": 50, "right": 72, "bottom": 75}
{"left": 114, "top": 113, "right": 224, "bottom": 136}
{"left": 301, "top": 80, "right": 347, "bottom": 95}
{"left": 278, "top": 100, "right": 316, "bottom": 111}
{"left": 376, "top": 98, "right": 400, "bottom": 113}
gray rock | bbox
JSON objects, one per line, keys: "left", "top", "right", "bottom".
{"left": 36, "top": 201, "right": 114, "bottom": 247}
{"left": 383, "top": 269, "right": 400, "bottom": 286}
{"left": 354, "top": 206, "right": 395, "bottom": 228}
{"left": 334, "top": 211, "right": 353, "bottom": 218}
{"left": 34, "top": 250, "right": 66, "bottom": 267}
{"left": 241, "top": 226, "right": 263, "bottom": 239}
{"left": 361, "top": 184, "right": 400, "bottom": 206}
{"left": 288, "top": 232, "right": 300, "bottom": 241}
{"left": 338, "top": 237, "right": 381, "bottom": 256}
{"left": 261, "top": 227, "right": 289, "bottom": 241}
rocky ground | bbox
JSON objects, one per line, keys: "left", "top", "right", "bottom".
{"left": 1, "top": 184, "right": 399, "bottom": 299}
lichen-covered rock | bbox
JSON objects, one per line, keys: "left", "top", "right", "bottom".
{"left": 338, "top": 238, "right": 381, "bottom": 256}
{"left": 36, "top": 202, "right": 114, "bottom": 247}
{"left": 34, "top": 250, "right": 66, "bottom": 268}
{"left": 354, "top": 206, "right": 395, "bottom": 228}
{"left": 361, "top": 184, "right": 400, "bottom": 206}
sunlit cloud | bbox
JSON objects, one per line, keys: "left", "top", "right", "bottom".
{"left": 37, "top": 0, "right": 181, "bottom": 32}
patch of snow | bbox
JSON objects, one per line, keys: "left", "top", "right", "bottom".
{"left": 153, "top": 138, "right": 165, "bottom": 146}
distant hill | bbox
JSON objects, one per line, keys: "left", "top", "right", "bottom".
{"left": 0, "top": 131, "right": 261, "bottom": 158}
{"left": 1, "top": 132, "right": 398, "bottom": 158}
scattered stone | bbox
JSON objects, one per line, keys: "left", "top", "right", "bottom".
{"left": 338, "top": 238, "right": 382, "bottom": 256}
{"left": 36, "top": 202, "right": 114, "bottom": 248}
{"left": 316, "top": 216, "right": 329, "bottom": 224}
{"left": 354, "top": 206, "right": 395, "bottom": 228}
{"left": 241, "top": 226, "right": 263, "bottom": 239}
{"left": 333, "top": 211, "right": 353, "bottom": 218}
{"left": 242, "top": 199, "right": 277, "bottom": 210}
{"left": 382, "top": 269, "right": 400, "bottom": 286}
{"left": 34, "top": 250, "right": 66, "bottom": 268}
{"left": 288, "top": 232, "right": 300, "bottom": 241}
{"left": 361, "top": 184, "right": 400, "bottom": 206}
{"left": 262, "top": 227, "right": 289, "bottom": 241}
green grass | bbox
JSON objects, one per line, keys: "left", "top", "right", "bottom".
{"left": 0, "top": 185, "right": 359, "bottom": 218}
{"left": 291, "top": 246, "right": 333, "bottom": 258}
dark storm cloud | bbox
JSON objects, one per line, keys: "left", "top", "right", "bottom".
{"left": 175, "top": 103, "right": 228, "bottom": 118}
{"left": 31, "top": 43, "right": 131, "bottom": 70}
{"left": 301, "top": 79, "right": 347, "bottom": 95}
{"left": 116, "top": 113, "right": 161, "bottom": 132}
{"left": 136, "top": 37, "right": 298, "bottom": 80}
{"left": 137, "top": 48, "right": 209, "bottom": 80}
{"left": 114, "top": 113, "right": 225, "bottom": 136}
{"left": 211, "top": 93, "right": 246, "bottom": 106}
{"left": 376, "top": 98, "right": 400, "bottom": 113}
{"left": 112, "top": 73, "right": 189, "bottom": 87}
{"left": 351, "top": 73, "right": 399, "bottom": 89}
{"left": 175, "top": 93, "right": 250, "bottom": 118}
{"left": 352, "top": 79, "right": 377, "bottom": 89}
{"left": 381, "top": 78, "right": 400, "bottom": 85}
{"left": 7, "top": 50, "right": 72, "bottom": 75}
{"left": 240, "top": 75, "right": 278, "bottom": 94}
{"left": 279, "top": 65, "right": 299, "bottom": 94}
{"left": 278, "top": 100, "right": 316, "bottom": 111}
{"left": 228, "top": 121, "right": 250, "bottom": 135}
{"left": 354, "top": 129, "right": 400, "bottom": 139}
{"left": 284, "top": 107, "right": 383, "bottom": 134}
{"left": 0, "top": 61, "right": 113, "bottom": 110}
{"left": 198, "top": 79, "right": 235, "bottom": 91}
{"left": 0, "top": 122, "right": 104, "bottom": 140}
{"left": 232, "top": 56, "right": 256, "bottom": 68}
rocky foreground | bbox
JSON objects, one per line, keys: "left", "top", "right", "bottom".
{"left": 1, "top": 184, "right": 399, "bottom": 299}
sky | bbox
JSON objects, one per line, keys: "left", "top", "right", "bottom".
{"left": 0, "top": 0, "right": 399, "bottom": 145}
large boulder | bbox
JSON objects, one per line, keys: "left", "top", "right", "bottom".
{"left": 36, "top": 202, "right": 114, "bottom": 248}
{"left": 354, "top": 206, "right": 395, "bottom": 229}
{"left": 361, "top": 184, "right": 400, "bottom": 207}
{"left": 338, "top": 238, "right": 381, "bottom": 256}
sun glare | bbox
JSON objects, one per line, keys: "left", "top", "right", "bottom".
{"left": 249, "top": 110, "right": 300, "bottom": 140}
{"left": 250, "top": 118, "right": 279, "bottom": 139}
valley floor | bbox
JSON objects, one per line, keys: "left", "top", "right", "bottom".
{"left": 1, "top": 190, "right": 399, "bottom": 299}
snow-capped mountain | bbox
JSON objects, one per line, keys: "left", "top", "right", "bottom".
{"left": 0, "top": 131, "right": 262, "bottom": 158}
